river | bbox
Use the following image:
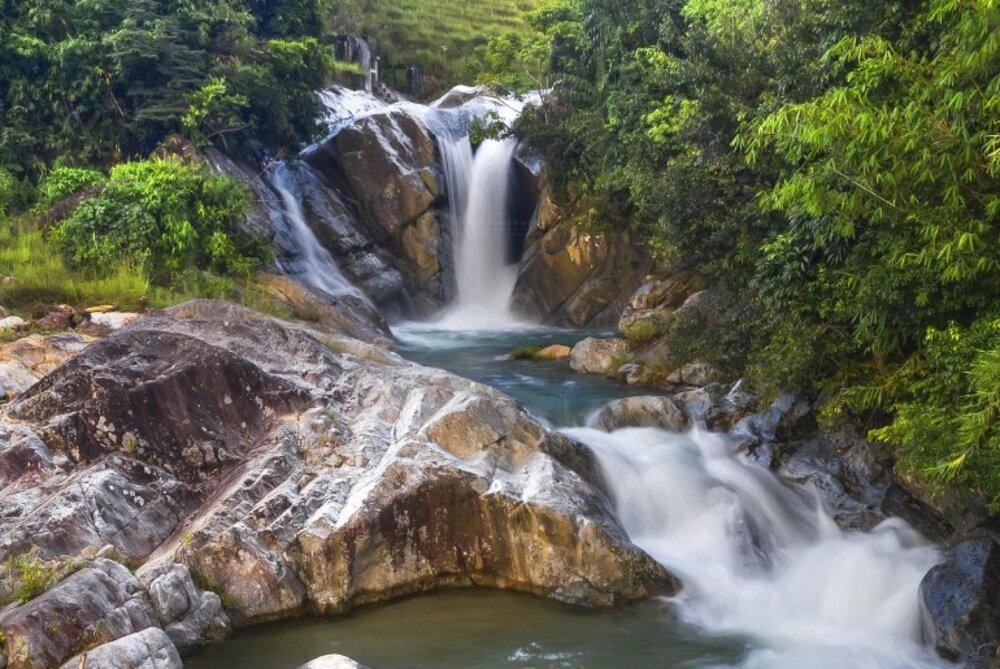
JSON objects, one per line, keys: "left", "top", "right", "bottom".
{"left": 189, "top": 326, "right": 946, "bottom": 669}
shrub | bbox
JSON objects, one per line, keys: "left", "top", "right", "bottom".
{"left": 620, "top": 318, "right": 663, "bottom": 343}
{"left": 49, "top": 158, "right": 271, "bottom": 281}
{"left": 37, "top": 166, "right": 104, "bottom": 207}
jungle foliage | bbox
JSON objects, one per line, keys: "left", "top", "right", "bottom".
{"left": 0, "top": 0, "right": 333, "bottom": 184}
{"left": 488, "top": 0, "right": 1000, "bottom": 506}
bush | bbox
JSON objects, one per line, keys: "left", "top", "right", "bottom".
{"left": 37, "top": 166, "right": 104, "bottom": 207}
{"left": 620, "top": 318, "right": 664, "bottom": 343}
{"left": 49, "top": 158, "right": 271, "bottom": 281}
{"left": 866, "top": 317, "right": 1000, "bottom": 510}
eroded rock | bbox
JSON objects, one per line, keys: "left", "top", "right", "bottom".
{"left": 590, "top": 396, "right": 688, "bottom": 433}
{"left": 569, "top": 337, "right": 628, "bottom": 375}
{"left": 0, "top": 300, "right": 674, "bottom": 644}
{"left": 59, "top": 627, "right": 181, "bottom": 669}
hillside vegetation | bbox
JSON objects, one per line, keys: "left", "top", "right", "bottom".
{"left": 490, "top": 0, "right": 1000, "bottom": 508}
{"left": 335, "top": 0, "right": 546, "bottom": 93}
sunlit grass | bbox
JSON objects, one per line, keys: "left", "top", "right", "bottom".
{"left": 366, "top": 0, "right": 545, "bottom": 92}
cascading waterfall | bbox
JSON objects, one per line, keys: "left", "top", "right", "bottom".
{"left": 437, "top": 135, "right": 474, "bottom": 240}
{"left": 269, "top": 162, "right": 371, "bottom": 305}
{"left": 432, "top": 137, "right": 522, "bottom": 328}
{"left": 568, "top": 425, "right": 945, "bottom": 669}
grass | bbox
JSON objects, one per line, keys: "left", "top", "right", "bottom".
{"left": 360, "top": 0, "right": 546, "bottom": 93}
{"left": 0, "top": 218, "right": 296, "bottom": 318}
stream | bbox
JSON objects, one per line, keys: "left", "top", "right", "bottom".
{"left": 189, "top": 326, "right": 947, "bottom": 669}
{"left": 191, "top": 86, "right": 948, "bottom": 668}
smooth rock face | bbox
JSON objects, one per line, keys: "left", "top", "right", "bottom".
{"left": 920, "top": 536, "right": 1000, "bottom": 667}
{"left": 0, "top": 300, "right": 673, "bottom": 643}
{"left": 570, "top": 337, "right": 628, "bottom": 375}
{"left": 590, "top": 396, "right": 688, "bottom": 433}
{"left": 511, "top": 191, "right": 650, "bottom": 327}
{"left": 59, "top": 628, "right": 182, "bottom": 669}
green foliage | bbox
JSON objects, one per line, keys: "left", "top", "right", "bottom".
{"left": 335, "top": 0, "right": 546, "bottom": 94}
{"left": 620, "top": 318, "right": 663, "bottom": 343}
{"left": 867, "top": 318, "right": 1000, "bottom": 510}
{"left": 3, "top": 554, "right": 54, "bottom": 604}
{"left": 0, "top": 0, "right": 333, "bottom": 180}
{"left": 510, "top": 345, "right": 543, "bottom": 360}
{"left": 37, "top": 167, "right": 105, "bottom": 207}
{"left": 49, "top": 158, "right": 270, "bottom": 281}
{"left": 509, "top": 0, "right": 1000, "bottom": 503}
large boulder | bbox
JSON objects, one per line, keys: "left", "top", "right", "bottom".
{"left": 920, "top": 535, "right": 1000, "bottom": 667}
{"left": 590, "top": 396, "right": 688, "bottom": 432}
{"left": 511, "top": 191, "right": 650, "bottom": 327}
{"left": 569, "top": 337, "right": 628, "bottom": 375}
{"left": 0, "top": 301, "right": 674, "bottom": 643}
{"left": 307, "top": 109, "right": 452, "bottom": 314}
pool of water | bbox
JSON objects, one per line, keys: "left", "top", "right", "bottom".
{"left": 187, "top": 590, "right": 747, "bottom": 669}
{"left": 394, "top": 325, "right": 636, "bottom": 427}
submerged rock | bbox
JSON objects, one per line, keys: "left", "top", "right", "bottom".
{"left": 534, "top": 344, "right": 571, "bottom": 361}
{"left": 0, "top": 300, "right": 674, "bottom": 652}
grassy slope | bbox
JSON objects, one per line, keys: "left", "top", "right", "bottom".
{"left": 363, "top": 0, "right": 544, "bottom": 93}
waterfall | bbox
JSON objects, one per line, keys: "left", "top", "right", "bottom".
{"left": 432, "top": 137, "right": 522, "bottom": 329}
{"left": 268, "top": 163, "right": 371, "bottom": 305}
{"left": 567, "top": 426, "right": 944, "bottom": 668}
{"left": 437, "top": 135, "right": 474, "bottom": 239}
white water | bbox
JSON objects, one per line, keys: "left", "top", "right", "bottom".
{"left": 568, "top": 425, "right": 946, "bottom": 668}
{"left": 429, "top": 137, "right": 525, "bottom": 330}
{"left": 269, "top": 163, "right": 370, "bottom": 304}
{"left": 437, "top": 136, "right": 474, "bottom": 240}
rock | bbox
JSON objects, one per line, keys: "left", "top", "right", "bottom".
{"left": 920, "top": 535, "right": 1000, "bottom": 667}
{"left": 0, "top": 300, "right": 675, "bottom": 636}
{"left": 255, "top": 274, "right": 393, "bottom": 347}
{"left": 628, "top": 273, "right": 703, "bottom": 312}
{"left": 88, "top": 312, "right": 140, "bottom": 331}
{"left": 431, "top": 85, "right": 491, "bottom": 109}
{"left": 534, "top": 344, "right": 571, "bottom": 361}
{"left": 0, "top": 316, "right": 27, "bottom": 331}
{"left": 569, "top": 337, "right": 628, "bottom": 375}
{"left": 84, "top": 305, "right": 118, "bottom": 314}
{"left": 139, "top": 563, "right": 231, "bottom": 651}
{"left": 0, "top": 559, "right": 158, "bottom": 669}
{"left": 34, "top": 304, "right": 77, "bottom": 331}
{"left": 665, "top": 361, "right": 719, "bottom": 387}
{"left": 59, "top": 628, "right": 182, "bottom": 669}
{"left": 590, "top": 396, "right": 688, "bottom": 432}
{"left": 307, "top": 107, "right": 449, "bottom": 315}
{"left": 731, "top": 393, "right": 815, "bottom": 444}
{"left": 299, "top": 655, "right": 368, "bottom": 669}
{"left": 0, "top": 332, "right": 92, "bottom": 400}
{"left": 511, "top": 190, "right": 650, "bottom": 327}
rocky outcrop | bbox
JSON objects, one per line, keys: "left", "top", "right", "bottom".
{"left": 617, "top": 273, "right": 703, "bottom": 340}
{"left": 0, "top": 300, "right": 674, "bottom": 667}
{"left": 1, "top": 558, "right": 158, "bottom": 668}
{"left": 511, "top": 191, "right": 651, "bottom": 327}
{"left": 307, "top": 108, "right": 452, "bottom": 314}
{"left": 920, "top": 535, "right": 1000, "bottom": 668}
{"left": 569, "top": 337, "right": 628, "bottom": 375}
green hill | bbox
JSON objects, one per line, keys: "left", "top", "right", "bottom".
{"left": 351, "top": 0, "right": 545, "bottom": 94}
